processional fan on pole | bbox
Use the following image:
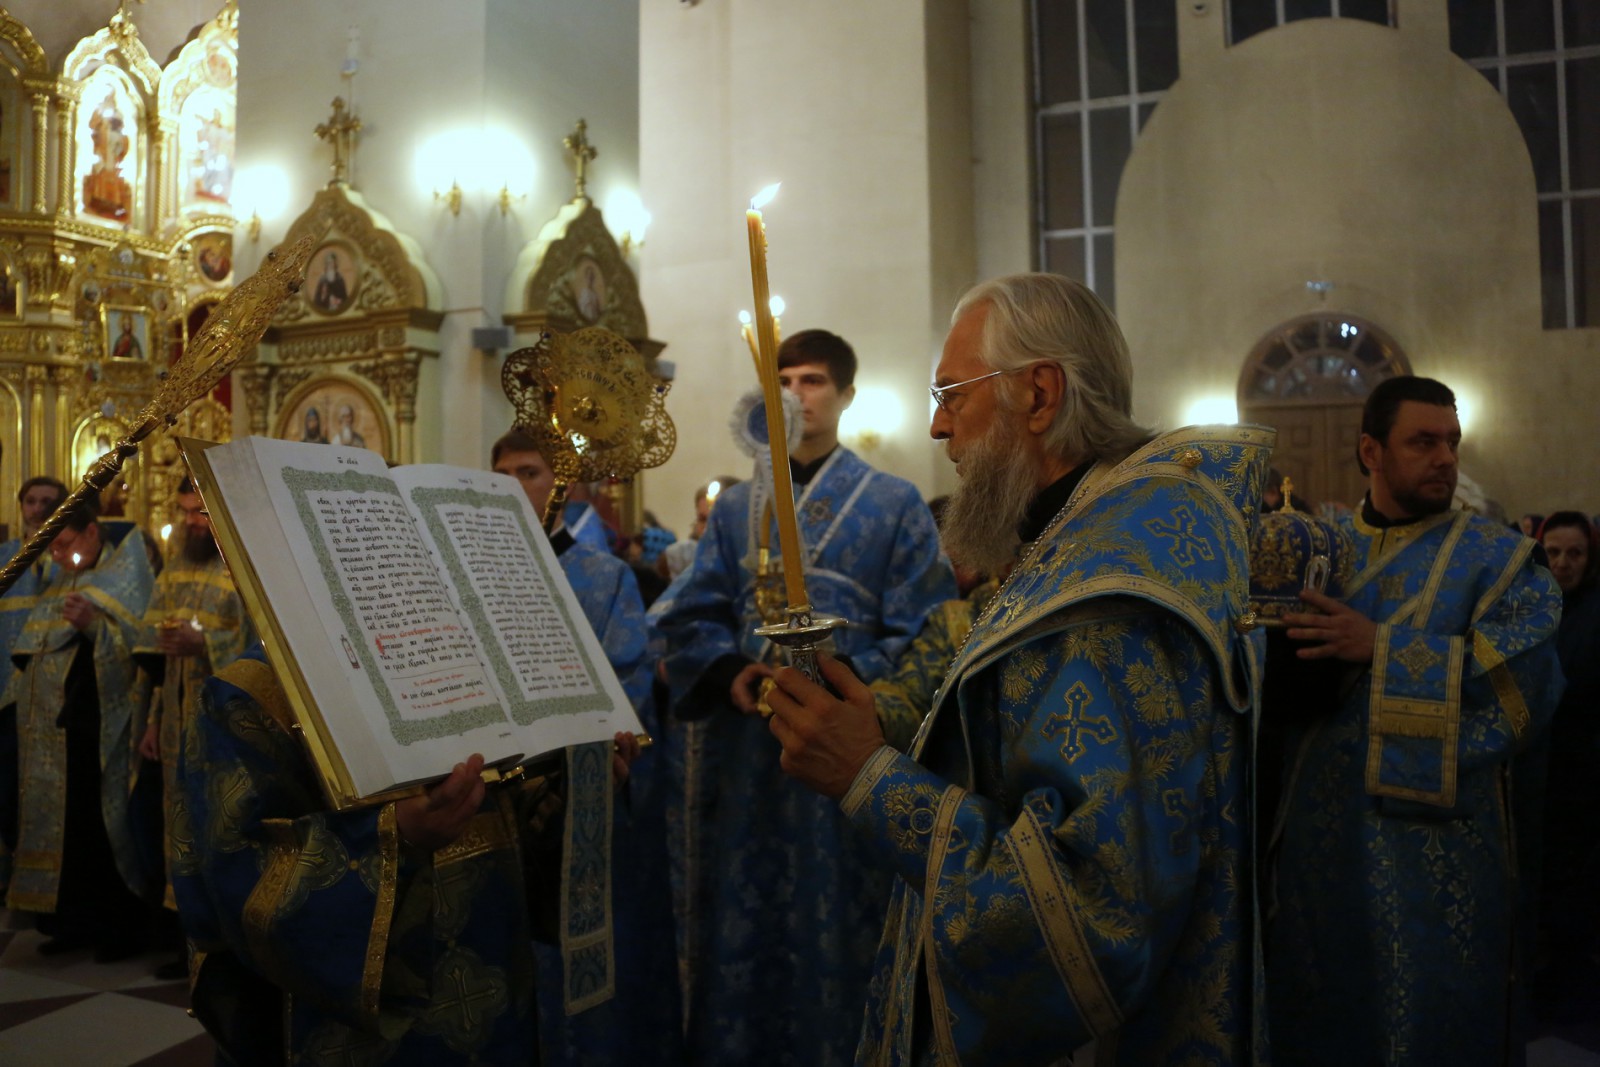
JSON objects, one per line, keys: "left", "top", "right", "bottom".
{"left": 0, "top": 237, "right": 317, "bottom": 598}
{"left": 500, "top": 326, "right": 676, "bottom": 537}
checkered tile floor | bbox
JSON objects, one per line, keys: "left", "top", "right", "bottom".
{"left": 0, "top": 914, "right": 212, "bottom": 1067}
{"left": 0, "top": 909, "right": 1593, "bottom": 1065}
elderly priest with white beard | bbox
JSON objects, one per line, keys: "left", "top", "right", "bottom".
{"left": 766, "top": 273, "right": 1271, "bottom": 1066}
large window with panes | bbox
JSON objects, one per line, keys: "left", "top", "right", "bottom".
{"left": 1034, "top": 0, "right": 1600, "bottom": 327}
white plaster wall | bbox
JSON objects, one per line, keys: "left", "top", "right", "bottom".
{"left": 970, "top": 0, "right": 1032, "bottom": 283}
{"left": 639, "top": 0, "right": 976, "bottom": 534}
{"left": 1117, "top": 9, "right": 1599, "bottom": 516}
{"left": 231, "top": 0, "right": 638, "bottom": 468}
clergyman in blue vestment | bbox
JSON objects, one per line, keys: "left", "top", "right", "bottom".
{"left": 769, "top": 274, "right": 1268, "bottom": 1066}
{"left": 492, "top": 429, "right": 684, "bottom": 1067}
{"left": 653, "top": 329, "right": 954, "bottom": 1066}
{"left": 1270, "top": 376, "right": 1563, "bottom": 1066}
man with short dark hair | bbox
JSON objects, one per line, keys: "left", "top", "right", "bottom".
{"left": 1269, "top": 375, "right": 1564, "bottom": 1062}
{"left": 765, "top": 274, "right": 1267, "bottom": 1064}
{"left": 2, "top": 494, "right": 155, "bottom": 959}
{"left": 652, "top": 325, "right": 954, "bottom": 1066}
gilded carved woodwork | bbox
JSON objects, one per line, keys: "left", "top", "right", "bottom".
{"left": 0, "top": 3, "right": 240, "bottom": 535}
{"left": 253, "top": 184, "right": 441, "bottom": 464}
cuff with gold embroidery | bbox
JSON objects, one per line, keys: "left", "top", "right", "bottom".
{"left": 843, "top": 747, "right": 966, "bottom": 890}
{"left": 841, "top": 745, "right": 898, "bottom": 817}
{"left": 1364, "top": 623, "right": 1464, "bottom": 806}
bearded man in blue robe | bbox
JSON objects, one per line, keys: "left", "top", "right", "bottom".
{"left": 768, "top": 273, "right": 1269, "bottom": 1066}
{"left": 653, "top": 329, "right": 955, "bottom": 1066}
{"left": 1270, "top": 376, "right": 1563, "bottom": 1065}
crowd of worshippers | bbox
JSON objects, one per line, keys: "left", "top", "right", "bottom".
{"left": 0, "top": 272, "right": 1592, "bottom": 1066}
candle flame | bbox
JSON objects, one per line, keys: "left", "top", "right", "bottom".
{"left": 160, "top": 523, "right": 172, "bottom": 541}
{"left": 706, "top": 479, "right": 722, "bottom": 503}
{"left": 769, "top": 295, "right": 786, "bottom": 317}
{"left": 71, "top": 553, "right": 81, "bottom": 568}
{"left": 738, "top": 309, "right": 753, "bottom": 326}
{"left": 750, "top": 183, "right": 780, "bottom": 211}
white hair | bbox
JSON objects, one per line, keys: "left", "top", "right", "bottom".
{"left": 953, "top": 273, "right": 1151, "bottom": 465}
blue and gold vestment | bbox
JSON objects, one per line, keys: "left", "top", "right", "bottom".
{"left": 3, "top": 524, "right": 153, "bottom": 913}
{"left": 135, "top": 553, "right": 252, "bottom": 906}
{"left": 652, "top": 446, "right": 955, "bottom": 1066}
{"left": 0, "top": 536, "right": 52, "bottom": 886}
{"left": 870, "top": 582, "right": 995, "bottom": 752}
{"left": 846, "top": 427, "right": 1271, "bottom": 1066}
{"left": 536, "top": 537, "right": 684, "bottom": 1067}
{"left": 1267, "top": 508, "right": 1563, "bottom": 1066}
{"left": 172, "top": 647, "right": 541, "bottom": 1065}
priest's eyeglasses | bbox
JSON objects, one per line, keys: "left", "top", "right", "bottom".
{"left": 929, "top": 368, "right": 1016, "bottom": 412}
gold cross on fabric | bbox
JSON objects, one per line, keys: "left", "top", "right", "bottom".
{"left": 1144, "top": 506, "right": 1217, "bottom": 569}
{"left": 1045, "top": 681, "right": 1117, "bottom": 761}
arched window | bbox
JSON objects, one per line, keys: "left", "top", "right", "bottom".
{"left": 1241, "top": 314, "right": 1407, "bottom": 404}
{"left": 1238, "top": 313, "right": 1410, "bottom": 510}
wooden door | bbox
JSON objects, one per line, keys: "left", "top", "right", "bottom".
{"left": 1240, "top": 403, "right": 1367, "bottom": 511}
{"left": 1238, "top": 313, "right": 1410, "bottom": 512}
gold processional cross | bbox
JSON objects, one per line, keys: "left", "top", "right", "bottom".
{"left": 315, "top": 97, "right": 362, "bottom": 187}
{"left": 563, "top": 119, "right": 597, "bottom": 201}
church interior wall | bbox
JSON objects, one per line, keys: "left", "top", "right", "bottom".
{"left": 1116, "top": 5, "right": 1597, "bottom": 517}
{"left": 969, "top": 0, "right": 1033, "bottom": 286}
{"left": 640, "top": 0, "right": 987, "bottom": 531}
{"left": 230, "top": 0, "right": 639, "bottom": 471}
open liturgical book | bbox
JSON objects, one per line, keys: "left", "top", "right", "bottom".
{"left": 185, "top": 436, "right": 642, "bottom": 809}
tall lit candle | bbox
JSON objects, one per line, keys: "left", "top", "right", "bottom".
{"left": 769, "top": 295, "right": 785, "bottom": 345}
{"left": 738, "top": 310, "right": 760, "bottom": 368}
{"left": 745, "top": 183, "right": 808, "bottom": 610}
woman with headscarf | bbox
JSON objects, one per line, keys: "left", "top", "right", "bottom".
{"left": 1534, "top": 511, "right": 1600, "bottom": 1020}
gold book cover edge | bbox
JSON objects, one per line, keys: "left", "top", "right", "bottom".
{"left": 178, "top": 435, "right": 423, "bottom": 812}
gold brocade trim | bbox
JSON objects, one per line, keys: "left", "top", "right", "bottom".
{"left": 1471, "top": 537, "right": 1534, "bottom": 625}
{"left": 242, "top": 819, "right": 300, "bottom": 974}
{"left": 433, "top": 810, "right": 514, "bottom": 868}
{"left": 362, "top": 804, "right": 400, "bottom": 1026}
{"left": 1005, "top": 808, "right": 1123, "bottom": 1037}
{"left": 962, "top": 574, "right": 1242, "bottom": 711}
{"left": 1365, "top": 627, "right": 1464, "bottom": 805}
{"left": 1474, "top": 631, "right": 1531, "bottom": 740}
{"left": 1371, "top": 697, "right": 1450, "bottom": 739}
{"left": 215, "top": 658, "right": 295, "bottom": 736}
{"left": 920, "top": 786, "right": 964, "bottom": 1060}
{"left": 841, "top": 746, "right": 898, "bottom": 818}
{"left": 1411, "top": 512, "right": 1472, "bottom": 628}
{"left": 1342, "top": 509, "right": 1457, "bottom": 599}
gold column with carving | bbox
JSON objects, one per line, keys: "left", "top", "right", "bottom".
{"left": 49, "top": 364, "right": 74, "bottom": 476}
{"left": 25, "top": 363, "right": 47, "bottom": 477}
{"left": 26, "top": 91, "right": 48, "bottom": 214}
{"left": 149, "top": 117, "right": 167, "bottom": 225}
{"left": 236, "top": 362, "right": 274, "bottom": 435}
{"left": 55, "top": 95, "right": 76, "bottom": 217}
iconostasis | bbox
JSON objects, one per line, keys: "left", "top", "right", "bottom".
{"left": 0, "top": 3, "right": 238, "bottom": 539}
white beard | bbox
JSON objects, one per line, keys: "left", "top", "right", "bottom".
{"left": 939, "top": 415, "right": 1042, "bottom": 580}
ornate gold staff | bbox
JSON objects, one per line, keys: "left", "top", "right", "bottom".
{"left": 500, "top": 326, "right": 675, "bottom": 535}
{"left": 502, "top": 326, "right": 674, "bottom": 750}
{"left": 0, "top": 236, "right": 315, "bottom": 597}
